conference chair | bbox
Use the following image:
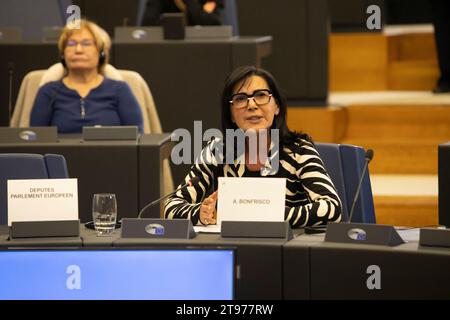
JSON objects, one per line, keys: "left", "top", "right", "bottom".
{"left": 0, "top": 153, "right": 69, "bottom": 225}
{"left": 315, "top": 142, "right": 376, "bottom": 223}
{"left": 10, "top": 63, "right": 174, "bottom": 194}
{"left": 11, "top": 63, "right": 162, "bottom": 133}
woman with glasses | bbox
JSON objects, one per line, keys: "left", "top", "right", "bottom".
{"left": 30, "top": 19, "right": 143, "bottom": 134}
{"left": 164, "top": 65, "right": 342, "bottom": 228}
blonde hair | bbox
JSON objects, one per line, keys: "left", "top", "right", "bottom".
{"left": 58, "top": 19, "right": 111, "bottom": 72}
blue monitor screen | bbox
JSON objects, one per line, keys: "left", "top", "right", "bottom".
{"left": 0, "top": 249, "right": 234, "bottom": 300}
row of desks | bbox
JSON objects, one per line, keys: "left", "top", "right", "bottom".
{"left": 1, "top": 224, "right": 450, "bottom": 299}
{"left": 0, "top": 134, "right": 173, "bottom": 223}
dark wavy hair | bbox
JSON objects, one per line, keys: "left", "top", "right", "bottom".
{"left": 221, "top": 65, "right": 308, "bottom": 148}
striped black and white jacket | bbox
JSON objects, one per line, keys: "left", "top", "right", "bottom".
{"left": 164, "top": 137, "right": 342, "bottom": 228}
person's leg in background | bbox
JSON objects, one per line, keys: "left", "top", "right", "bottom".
{"left": 430, "top": 0, "right": 450, "bottom": 93}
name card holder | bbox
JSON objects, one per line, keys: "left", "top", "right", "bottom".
{"left": 82, "top": 126, "right": 138, "bottom": 141}
{"left": 10, "top": 220, "right": 80, "bottom": 239}
{"left": 221, "top": 221, "right": 293, "bottom": 240}
{"left": 0, "top": 127, "right": 58, "bottom": 142}
{"left": 161, "top": 13, "right": 185, "bottom": 40}
{"left": 419, "top": 228, "right": 450, "bottom": 248}
{"left": 121, "top": 218, "right": 196, "bottom": 239}
{"left": 324, "top": 222, "right": 405, "bottom": 246}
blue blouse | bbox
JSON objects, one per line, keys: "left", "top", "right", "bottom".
{"left": 30, "top": 78, "right": 144, "bottom": 134}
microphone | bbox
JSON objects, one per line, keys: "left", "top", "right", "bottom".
{"left": 347, "top": 148, "right": 374, "bottom": 223}
{"left": 7, "top": 62, "right": 15, "bottom": 126}
{"left": 137, "top": 177, "right": 200, "bottom": 218}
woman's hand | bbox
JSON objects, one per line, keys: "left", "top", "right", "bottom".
{"left": 203, "top": 1, "right": 217, "bottom": 13}
{"left": 199, "top": 191, "right": 218, "bottom": 225}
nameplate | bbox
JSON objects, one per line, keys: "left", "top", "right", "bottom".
{"left": 217, "top": 177, "right": 286, "bottom": 226}
{"left": 221, "top": 221, "right": 293, "bottom": 240}
{"left": 0, "top": 27, "right": 22, "bottom": 42}
{"left": 7, "top": 179, "right": 78, "bottom": 226}
{"left": 419, "top": 228, "right": 450, "bottom": 248}
{"left": 324, "top": 222, "right": 405, "bottom": 246}
{"left": 10, "top": 220, "right": 80, "bottom": 239}
{"left": 42, "top": 26, "right": 62, "bottom": 43}
{"left": 121, "top": 218, "right": 196, "bottom": 239}
{"left": 82, "top": 126, "right": 138, "bottom": 141}
{"left": 185, "top": 26, "right": 233, "bottom": 39}
{"left": 0, "top": 127, "right": 58, "bottom": 143}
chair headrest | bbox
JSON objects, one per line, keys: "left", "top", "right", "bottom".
{"left": 39, "top": 63, "right": 124, "bottom": 87}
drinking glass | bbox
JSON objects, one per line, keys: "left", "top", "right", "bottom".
{"left": 92, "top": 193, "right": 117, "bottom": 236}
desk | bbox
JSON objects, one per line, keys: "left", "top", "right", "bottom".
{"left": 284, "top": 233, "right": 450, "bottom": 299}
{"left": 83, "top": 229, "right": 287, "bottom": 300}
{"left": 0, "top": 134, "right": 171, "bottom": 223}
{"left": 0, "top": 38, "right": 271, "bottom": 124}
{"left": 112, "top": 235, "right": 285, "bottom": 300}
{"left": 2, "top": 224, "right": 450, "bottom": 299}
{"left": 0, "top": 225, "right": 287, "bottom": 300}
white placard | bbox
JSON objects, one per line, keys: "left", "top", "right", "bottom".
{"left": 7, "top": 179, "right": 78, "bottom": 226}
{"left": 217, "top": 177, "right": 286, "bottom": 227}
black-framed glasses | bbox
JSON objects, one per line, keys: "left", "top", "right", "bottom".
{"left": 229, "top": 89, "right": 273, "bottom": 109}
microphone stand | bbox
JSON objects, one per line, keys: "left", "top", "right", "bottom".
{"left": 347, "top": 156, "right": 371, "bottom": 223}
{"left": 121, "top": 179, "right": 199, "bottom": 239}
{"left": 8, "top": 63, "right": 14, "bottom": 126}
{"left": 324, "top": 149, "right": 404, "bottom": 246}
{"left": 137, "top": 181, "right": 191, "bottom": 218}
